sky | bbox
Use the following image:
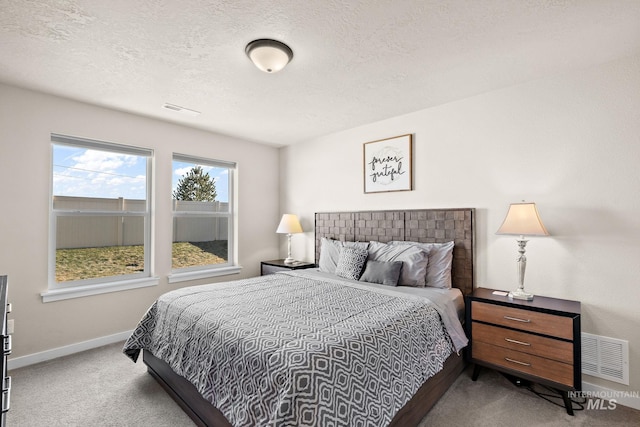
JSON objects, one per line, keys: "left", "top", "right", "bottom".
{"left": 53, "top": 145, "right": 229, "bottom": 202}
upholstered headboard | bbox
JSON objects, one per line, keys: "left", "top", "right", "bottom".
{"left": 314, "top": 208, "right": 475, "bottom": 295}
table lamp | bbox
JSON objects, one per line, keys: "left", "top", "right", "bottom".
{"left": 496, "top": 202, "right": 549, "bottom": 300}
{"left": 276, "top": 214, "right": 303, "bottom": 264}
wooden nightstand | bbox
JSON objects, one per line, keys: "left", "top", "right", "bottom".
{"left": 466, "top": 288, "right": 581, "bottom": 415}
{"left": 260, "top": 259, "right": 316, "bottom": 276}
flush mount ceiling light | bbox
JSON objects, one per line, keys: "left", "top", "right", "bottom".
{"left": 245, "top": 39, "right": 293, "bottom": 73}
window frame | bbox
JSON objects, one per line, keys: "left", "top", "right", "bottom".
{"left": 43, "top": 134, "right": 158, "bottom": 302}
{"left": 168, "top": 153, "right": 240, "bottom": 283}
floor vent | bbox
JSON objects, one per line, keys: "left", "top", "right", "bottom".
{"left": 582, "top": 333, "right": 629, "bottom": 385}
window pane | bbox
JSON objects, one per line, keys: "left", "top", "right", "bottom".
{"left": 172, "top": 161, "right": 229, "bottom": 208}
{"left": 172, "top": 156, "right": 234, "bottom": 272}
{"left": 56, "top": 215, "right": 145, "bottom": 282}
{"left": 172, "top": 217, "right": 228, "bottom": 269}
{"left": 50, "top": 137, "right": 152, "bottom": 290}
{"left": 53, "top": 145, "right": 147, "bottom": 200}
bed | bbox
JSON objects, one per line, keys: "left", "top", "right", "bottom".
{"left": 124, "top": 208, "right": 475, "bottom": 426}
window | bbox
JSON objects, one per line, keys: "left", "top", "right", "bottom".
{"left": 44, "top": 134, "right": 156, "bottom": 302}
{"left": 169, "top": 154, "right": 239, "bottom": 282}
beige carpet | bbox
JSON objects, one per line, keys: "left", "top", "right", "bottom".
{"left": 421, "top": 366, "right": 640, "bottom": 426}
{"left": 7, "top": 342, "right": 639, "bottom": 426}
{"left": 7, "top": 342, "right": 193, "bottom": 426}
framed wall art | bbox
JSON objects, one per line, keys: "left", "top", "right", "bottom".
{"left": 363, "top": 134, "right": 413, "bottom": 193}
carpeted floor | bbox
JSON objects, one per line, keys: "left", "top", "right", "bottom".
{"left": 7, "top": 342, "right": 639, "bottom": 426}
{"left": 420, "top": 365, "right": 640, "bottom": 426}
{"left": 7, "top": 342, "right": 193, "bottom": 427}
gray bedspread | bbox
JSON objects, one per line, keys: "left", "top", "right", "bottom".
{"left": 123, "top": 271, "right": 463, "bottom": 427}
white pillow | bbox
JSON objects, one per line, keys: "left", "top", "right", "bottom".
{"left": 390, "top": 241, "right": 454, "bottom": 289}
{"left": 318, "top": 238, "right": 370, "bottom": 274}
{"left": 318, "top": 238, "right": 341, "bottom": 273}
{"left": 367, "top": 241, "right": 428, "bottom": 287}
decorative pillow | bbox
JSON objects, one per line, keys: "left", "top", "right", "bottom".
{"left": 318, "top": 238, "right": 342, "bottom": 273}
{"left": 334, "top": 247, "right": 369, "bottom": 280}
{"left": 359, "top": 260, "right": 403, "bottom": 286}
{"left": 318, "top": 238, "right": 369, "bottom": 274}
{"left": 367, "top": 241, "right": 428, "bottom": 287}
{"left": 390, "top": 241, "right": 454, "bottom": 288}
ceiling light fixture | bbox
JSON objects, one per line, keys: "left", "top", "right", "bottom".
{"left": 245, "top": 39, "right": 293, "bottom": 73}
{"left": 163, "top": 103, "right": 201, "bottom": 117}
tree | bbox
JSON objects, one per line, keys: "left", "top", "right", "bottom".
{"left": 173, "top": 166, "right": 217, "bottom": 201}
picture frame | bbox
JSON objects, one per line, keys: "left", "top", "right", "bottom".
{"left": 363, "top": 134, "right": 413, "bottom": 193}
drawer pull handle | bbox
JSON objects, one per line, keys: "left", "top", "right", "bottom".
{"left": 505, "top": 338, "right": 531, "bottom": 346}
{"left": 3, "top": 335, "right": 10, "bottom": 355}
{"left": 505, "top": 357, "right": 531, "bottom": 367}
{"left": 503, "top": 315, "right": 531, "bottom": 323}
{"left": 1, "top": 376, "right": 10, "bottom": 413}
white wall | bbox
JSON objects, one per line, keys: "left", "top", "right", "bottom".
{"left": 280, "top": 54, "right": 640, "bottom": 396}
{"left": 0, "top": 84, "right": 280, "bottom": 358}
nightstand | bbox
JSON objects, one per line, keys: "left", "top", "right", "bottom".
{"left": 466, "top": 288, "right": 581, "bottom": 415}
{"left": 260, "top": 259, "right": 316, "bottom": 276}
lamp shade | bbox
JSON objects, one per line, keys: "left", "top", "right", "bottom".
{"left": 276, "top": 214, "right": 303, "bottom": 234}
{"left": 496, "top": 202, "right": 549, "bottom": 236}
{"left": 245, "top": 39, "right": 293, "bottom": 73}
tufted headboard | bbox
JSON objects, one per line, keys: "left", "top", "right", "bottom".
{"left": 314, "top": 208, "right": 475, "bottom": 295}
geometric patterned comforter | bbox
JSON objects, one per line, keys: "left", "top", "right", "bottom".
{"left": 123, "top": 271, "right": 461, "bottom": 427}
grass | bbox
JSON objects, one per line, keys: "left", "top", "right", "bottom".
{"left": 56, "top": 241, "right": 228, "bottom": 282}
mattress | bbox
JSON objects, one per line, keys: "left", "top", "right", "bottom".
{"left": 124, "top": 270, "right": 467, "bottom": 427}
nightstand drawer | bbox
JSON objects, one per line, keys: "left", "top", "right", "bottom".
{"left": 473, "top": 341, "right": 574, "bottom": 387}
{"left": 261, "top": 260, "right": 316, "bottom": 276}
{"left": 472, "top": 322, "right": 573, "bottom": 364}
{"left": 472, "top": 301, "right": 573, "bottom": 340}
{"left": 261, "top": 264, "right": 287, "bottom": 275}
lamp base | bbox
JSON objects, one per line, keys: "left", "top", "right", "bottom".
{"left": 509, "top": 289, "right": 534, "bottom": 301}
{"left": 283, "top": 257, "right": 296, "bottom": 264}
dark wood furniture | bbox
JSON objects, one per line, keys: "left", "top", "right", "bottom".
{"left": 143, "top": 208, "right": 475, "bottom": 426}
{"left": 466, "top": 288, "right": 581, "bottom": 415}
{"left": 0, "top": 276, "right": 10, "bottom": 427}
{"left": 260, "top": 259, "right": 316, "bottom": 275}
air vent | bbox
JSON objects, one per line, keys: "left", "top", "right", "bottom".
{"left": 162, "top": 103, "right": 201, "bottom": 117}
{"left": 582, "top": 333, "right": 629, "bottom": 385}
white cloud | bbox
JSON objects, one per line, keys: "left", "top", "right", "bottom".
{"left": 53, "top": 148, "right": 146, "bottom": 199}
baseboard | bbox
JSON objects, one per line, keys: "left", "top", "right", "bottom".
{"left": 7, "top": 330, "right": 133, "bottom": 370}
{"left": 582, "top": 381, "right": 640, "bottom": 411}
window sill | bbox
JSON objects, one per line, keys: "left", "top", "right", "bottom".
{"left": 41, "top": 277, "right": 159, "bottom": 303}
{"left": 168, "top": 265, "right": 242, "bottom": 284}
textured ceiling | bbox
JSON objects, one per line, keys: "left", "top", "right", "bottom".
{"left": 1, "top": 1, "right": 640, "bottom": 146}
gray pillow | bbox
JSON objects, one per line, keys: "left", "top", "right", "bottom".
{"left": 334, "top": 247, "right": 369, "bottom": 280}
{"left": 367, "top": 241, "right": 428, "bottom": 287}
{"left": 359, "top": 260, "right": 403, "bottom": 286}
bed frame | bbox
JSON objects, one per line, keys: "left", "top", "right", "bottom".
{"left": 143, "top": 208, "right": 475, "bottom": 426}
